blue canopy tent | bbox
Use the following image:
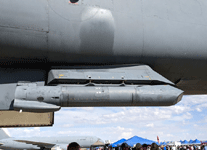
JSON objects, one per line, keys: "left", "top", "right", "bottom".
{"left": 191, "top": 139, "right": 201, "bottom": 144}
{"left": 161, "top": 142, "right": 167, "bottom": 145}
{"left": 109, "top": 139, "right": 127, "bottom": 147}
{"left": 156, "top": 142, "right": 162, "bottom": 146}
{"left": 181, "top": 140, "right": 188, "bottom": 145}
{"left": 118, "top": 136, "right": 156, "bottom": 147}
{"left": 189, "top": 140, "right": 193, "bottom": 144}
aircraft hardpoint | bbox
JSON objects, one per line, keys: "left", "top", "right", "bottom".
{"left": 0, "top": 0, "right": 206, "bottom": 126}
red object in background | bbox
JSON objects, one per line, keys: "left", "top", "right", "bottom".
{"left": 157, "top": 136, "right": 159, "bottom": 143}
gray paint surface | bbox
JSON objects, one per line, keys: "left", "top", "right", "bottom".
{"left": 0, "top": 0, "right": 206, "bottom": 111}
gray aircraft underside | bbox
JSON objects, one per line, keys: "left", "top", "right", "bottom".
{"left": 0, "top": 0, "right": 207, "bottom": 113}
{"left": 0, "top": 129, "right": 101, "bottom": 150}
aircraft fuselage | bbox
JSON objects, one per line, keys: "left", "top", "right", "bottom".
{"left": 0, "top": 0, "right": 207, "bottom": 94}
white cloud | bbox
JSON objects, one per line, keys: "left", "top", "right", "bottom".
{"left": 58, "top": 130, "right": 77, "bottom": 135}
{"left": 182, "top": 95, "right": 207, "bottom": 104}
{"left": 120, "top": 132, "right": 133, "bottom": 140}
{"left": 196, "top": 108, "right": 202, "bottom": 112}
{"left": 146, "top": 123, "right": 154, "bottom": 127}
{"left": 172, "top": 105, "right": 191, "bottom": 114}
{"left": 167, "top": 134, "right": 173, "bottom": 137}
{"left": 8, "top": 127, "right": 42, "bottom": 137}
{"left": 24, "top": 127, "right": 40, "bottom": 134}
{"left": 195, "top": 103, "right": 207, "bottom": 110}
{"left": 116, "top": 126, "right": 125, "bottom": 131}
{"left": 62, "top": 124, "right": 74, "bottom": 128}
{"left": 121, "top": 107, "right": 127, "bottom": 111}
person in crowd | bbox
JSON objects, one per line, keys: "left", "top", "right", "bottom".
{"left": 135, "top": 143, "right": 142, "bottom": 150}
{"left": 184, "top": 146, "right": 187, "bottom": 150}
{"left": 67, "top": 142, "right": 81, "bottom": 150}
{"left": 150, "top": 143, "right": 159, "bottom": 150}
{"left": 180, "top": 146, "right": 183, "bottom": 150}
{"left": 204, "top": 144, "right": 207, "bottom": 150}
{"left": 198, "top": 145, "right": 201, "bottom": 150}
{"left": 121, "top": 143, "right": 130, "bottom": 150}
{"left": 171, "top": 145, "right": 176, "bottom": 150}
{"left": 167, "top": 146, "right": 170, "bottom": 150}
{"left": 201, "top": 145, "right": 205, "bottom": 150}
{"left": 158, "top": 146, "right": 162, "bottom": 150}
{"left": 176, "top": 146, "right": 179, "bottom": 150}
{"left": 142, "top": 144, "right": 148, "bottom": 150}
{"left": 163, "top": 146, "right": 167, "bottom": 150}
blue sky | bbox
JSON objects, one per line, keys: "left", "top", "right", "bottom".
{"left": 4, "top": 95, "right": 207, "bottom": 143}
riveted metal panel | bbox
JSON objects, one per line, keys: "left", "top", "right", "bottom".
{"left": 0, "top": 0, "right": 48, "bottom": 32}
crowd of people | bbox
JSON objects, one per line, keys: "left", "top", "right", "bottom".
{"left": 176, "top": 145, "right": 207, "bottom": 150}
{"left": 71, "top": 142, "right": 207, "bottom": 150}
{"left": 107, "top": 143, "right": 207, "bottom": 150}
